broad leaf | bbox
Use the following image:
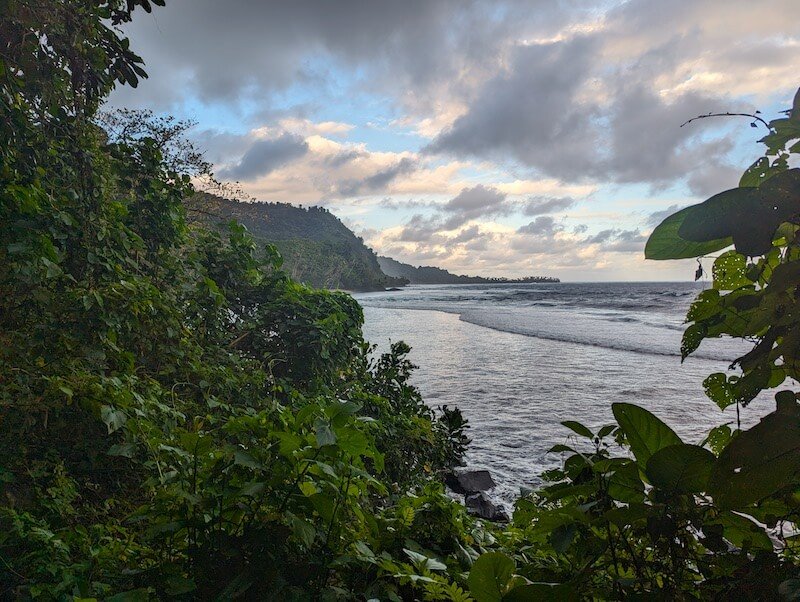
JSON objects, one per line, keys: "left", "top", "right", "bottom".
{"left": 468, "top": 552, "right": 515, "bottom": 602}
{"left": 708, "top": 396, "right": 800, "bottom": 509}
{"left": 612, "top": 403, "right": 682, "bottom": 467}
{"left": 712, "top": 251, "right": 750, "bottom": 290}
{"left": 561, "top": 420, "right": 593, "bottom": 439}
{"left": 314, "top": 417, "right": 337, "bottom": 447}
{"left": 607, "top": 462, "right": 645, "bottom": 503}
{"left": 709, "top": 511, "right": 773, "bottom": 551}
{"left": 645, "top": 206, "right": 731, "bottom": 260}
{"left": 645, "top": 444, "right": 715, "bottom": 494}
{"left": 646, "top": 169, "right": 800, "bottom": 259}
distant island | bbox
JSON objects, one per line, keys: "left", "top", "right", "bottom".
{"left": 377, "top": 255, "right": 560, "bottom": 285}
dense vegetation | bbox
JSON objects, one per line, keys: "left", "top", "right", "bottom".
{"left": 3, "top": 1, "right": 800, "bottom": 599}
{"left": 192, "top": 194, "right": 406, "bottom": 292}
{"left": 377, "top": 256, "right": 559, "bottom": 285}
{"left": 0, "top": 2, "right": 467, "bottom": 598}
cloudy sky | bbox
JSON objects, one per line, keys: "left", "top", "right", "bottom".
{"left": 110, "top": 0, "right": 800, "bottom": 281}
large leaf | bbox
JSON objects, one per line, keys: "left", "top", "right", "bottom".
{"left": 678, "top": 187, "right": 760, "bottom": 245}
{"left": 708, "top": 394, "right": 800, "bottom": 509}
{"left": 607, "top": 462, "right": 645, "bottom": 503}
{"left": 709, "top": 511, "right": 773, "bottom": 551}
{"left": 645, "top": 205, "right": 731, "bottom": 260}
{"left": 561, "top": 420, "right": 593, "bottom": 439}
{"left": 712, "top": 251, "right": 750, "bottom": 290}
{"left": 646, "top": 169, "right": 800, "bottom": 259}
{"left": 645, "top": 444, "right": 715, "bottom": 494}
{"left": 467, "top": 552, "right": 515, "bottom": 602}
{"left": 612, "top": 403, "right": 682, "bottom": 467}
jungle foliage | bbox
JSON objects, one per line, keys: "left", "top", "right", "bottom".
{"left": 190, "top": 193, "right": 407, "bottom": 292}
{"left": 4, "top": 0, "right": 800, "bottom": 599}
{"left": 0, "top": 2, "right": 468, "bottom": 599}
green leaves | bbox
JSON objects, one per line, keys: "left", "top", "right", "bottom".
{"left": 612, "top": 403, "right": 682, "bottom": 466}
{"left": 561, "top": 420, "right": 593, "bottom": 439}
{"left": 708, "top": 395, "right": 800, "bottom": 509}
{"left": 607, "top": 462, "right": 645, "bottom": 503}
{"left": 467, "top": 552, "right": 515, "bottom": 602}
{"left": 646, "top": 169, "right": 800, "bottom": 259}
{"left": 712, "top": 251, "right": 750, "bottom": 290}
{"left": 100, "top": 405, "right": 127, "bottom": 434}
{"left": 645, "top": 444, "right": 715, "bottom": 494}
{"left": 467, "top": 552, "right": 574, "bottom": 602}
{"left": 314, "top": 417, "right": 337, "bottom": 447}
{"left": 644, "top": 205, "right": 731, "bottom": 260}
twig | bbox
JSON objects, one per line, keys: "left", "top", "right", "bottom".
{"left": 681, "top": 112, "right": 771, "bottom": 130}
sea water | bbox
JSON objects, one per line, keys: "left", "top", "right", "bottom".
{"left": 353, "top": 282, "right": 773, "bottom": 505}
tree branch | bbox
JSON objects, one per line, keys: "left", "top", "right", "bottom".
{"left": 680, "top": 112, "right": 771, "bottom": 130}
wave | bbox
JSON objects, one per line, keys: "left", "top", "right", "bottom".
{"left": 359, "top": 301, "right": 740, "bottom": 363}
{"left": 457, "top": 311, "right": 734, "bottom": 363}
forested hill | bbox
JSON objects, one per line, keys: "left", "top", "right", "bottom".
{"left": 377, "top": 255, "right": 560, "bottom": 284}
{"left": 190, "top": 194, "right": 406, "bottom": 291}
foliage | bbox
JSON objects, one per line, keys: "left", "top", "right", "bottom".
{"left": 5, "top": 0, "right": 800, "bottom": 598}
{"left": 0, "top": 2, "right": 467, "bottom": 598}
{"left": 191, "top": 193, "right": 407, "bottom": 291}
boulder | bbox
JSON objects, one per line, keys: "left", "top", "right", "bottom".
{"left": 465, "top": 492, "right": 509, "bottom": 522}
{"left": 445, "top": 469, "right": 496, "bottom": 494}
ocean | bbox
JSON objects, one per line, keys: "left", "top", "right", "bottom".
{"left": 353, "top": 282, "right": 772, "bottom": 506}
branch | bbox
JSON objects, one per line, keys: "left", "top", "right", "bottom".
{"left": 680, "top": 111, "right": 771, "bottom": 130}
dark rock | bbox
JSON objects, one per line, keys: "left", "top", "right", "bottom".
{"left": 385, "top": 287, "right": 403, "bottom": 291}
{"left": 465, "top": 492, "right": 509, "bottom": 522}
{"left": 445, "top": 469, "right": 496, "bottom": 494}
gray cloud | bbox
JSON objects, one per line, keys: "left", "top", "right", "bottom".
{"left": 428, "top": 36, "right": 600, "bottom": 179}
{"left": 219, "top": 133, "right": 309, "bottom": 180}
{"left": 441, "top": 185, "right": 507, "bottom": 229}
{"left": 585, "top": 229, "right": 617, "bottom": 244}
{"left": 517, "top": 216, "right": 562, "bottom": 236}
{"left": 523, "top": 196, "right": 576, "bottom": 216}
{"left": 380, "top": 197, "right": 436, "bottom": 210}
{"left": 583, "top": 228, "right": 647, "bottom": 252}
{"left": 646, "top": 204, "right": 682, "bottom": 226}
{"left": 337, "top": 157, "right": 418, "bottom": 196}
{"left": 324, "top": 148, "right": 367, "bottom": 168}
{"left": 110, "top": 0, "right": 561, "bottom": 112}
{"left": 398, "top": 214, "right": 443, "bottom": 243}
{"left": 428, "top": 33, "right": 743, "bottom": 188}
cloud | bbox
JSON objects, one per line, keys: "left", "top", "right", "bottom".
{"left": 219, "top": 133, "right": 309, "bottom": 180}
{"left": 523, "top": 196, "right": 576, "bottom": 215}
{"left": 517, "top": 216, "right": 562, "bottom": 236}
{"left": 428, "top": 36, "right": 600, "bottom": 179}
{"left": 105, "top": 0, "right": 800, "bottom": 280}
{"left": 585, "top": 228, "right": 617, "bottom": 244}
{"left": 646, "top": 204, "right": 682, "bottom": 226}
{"left": 397, "top": 214, "right": 443, "bottom": 243}
{"left": 583, "top": 228, "right": 647, "bottom": 252}
{"left": 441, "top": 185, "right": 508, "bottom": 229}
{"left": 337, "top": 157, "right": 418, "bottom": 195}
{"left": 111, "top": 0, "right": 555, "bottom": 111}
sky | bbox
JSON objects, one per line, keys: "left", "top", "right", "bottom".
{"left": 109, "top": 0, "right": 800, "bottom": 281}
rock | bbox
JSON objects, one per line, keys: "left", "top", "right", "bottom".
{"left": 385, "top": 287, "right": 403, "bottom": 291}
{"left": 445, "top": 469, "right": 496, "bottom": 494}
{"left": 465, "top": 492, "right": 509, "bottom": 522}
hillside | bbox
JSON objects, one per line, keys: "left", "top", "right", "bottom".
{"left": 377, "top": 255, "right": 559, "bottom": 284}
{"left": 189, "top": 194, "right": 406, "bottom": 291}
